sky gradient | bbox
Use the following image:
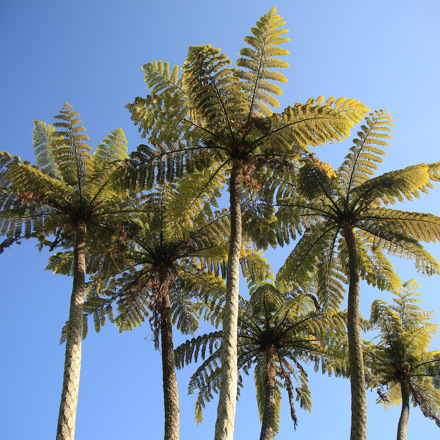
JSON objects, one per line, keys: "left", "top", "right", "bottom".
{"left": 1, "top": 1, "right": 440, "bottom": 439}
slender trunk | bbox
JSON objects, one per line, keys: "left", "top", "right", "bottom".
{"left": 259, "top": 347, "right": 277, "bottom": 440}
{"left": 159, "top": 267, "right": 180, "bottom": 440}
{"left": 343, "top": 225, "right": 367, "bottom": 440}
{"left": 56, "top": 222, "right": 86, "bottom": 440}
{"left": 397, "top": 381, "right": 410, "bottom": 440}
{"left": 215, "top": 160, "right": 242, "bottom": 440}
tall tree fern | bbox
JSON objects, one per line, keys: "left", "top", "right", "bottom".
{"left": 366, "top": 280, "right": 440, "bottom": 440}
{"left": 175, "top": 282, "right": 348, "bottom": 440}
{"left": 125, "top": 9, "right": 368, "bottom": 438}
{"left": 275, "top": 110, "right": 440, "bottom": 440}
{"left": 80, "top": 183, "right": 230, "bottom": 440}
{"left": 0, "top": 103, "right": 129, "bottom": 440}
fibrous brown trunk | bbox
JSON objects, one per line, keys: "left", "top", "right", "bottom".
{"left": 343, "top": 225, "right": 367, "bottom": 440}
{"left": 397, "top": 381, "right": 410, "bottom": 440}
{"left": 215, "top": 160, "right": 242, "bottom": 440}
{"left": 159, "top": 267, "right": 180, "bottom": 440}
{"left": 56, "top": 222, "right": 86, "bottom": 440}
{"left": 259, "top": 347, "right": 277, "bottom": 440}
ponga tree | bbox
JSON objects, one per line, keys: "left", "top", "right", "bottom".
{"left": 82, "top": 183, "right": 230, "bottom": 440}
{"left": 175, "top": 281, "right": 348, "bottom": 440}
{"left": 0, "top": 103, "right": 130, "bottom": 440}
{"left": 275, "top": 110, "right": 440, "bottom": 440}
{"left": 126, "top": 8, "right": 367, "bottom": 438}
{"left": 367, "top": 280, "right": 440, "bottom": 440}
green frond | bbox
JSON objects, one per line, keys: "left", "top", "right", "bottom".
{"left": 267, "top": 97, "right": 369, "bottom": 151}
{"left": 315, "top": 229, "right": 347, "bottom": 311}
{"left": 358, "top": 223, "right": 440, "bottom": 276}
{"left": 142, "top": 60, "right": 186, "bottom": 97}
{"left": 51, "top": 103, "right": 93, "bottom": 188}
{"left": 7, "top": 162, "right": 75, "bottom": 209}
{"left": 367, "top": 282, "right": 440, "bottom": 421}
{"left": 186, "top": 350, "right": 223, "bottom": 423}
{"left": 126, "top": 92, "right": 191, "bottom": 146}
{"left": 163, "top": 170, "right": 227, "bottom": 238}
{"left": 276, "top": 223, "right": 338, "bottom": 294}
{"left": 174, "top": 331, "right": 222, "bottom": 370}
{"left": 94, "top": 128, "right": 128, "bottom": 168}
{"left": 114, "top": 291, "right": 150, "bottom": 333}
{"left": 32, "top": 121, "right": 61, "bottom": 178}
{"left": 240, "top": 247, "right": 273, "bottom": 292}
{"left": 235, "top": 7, "right": 289, "bottom": 116}
{"left": 352, "top": 163, "right": 435, "bottom": 207}
{"left": 170, "top": 291, "right": 200, "bottom": 335}
{"left": 183, "top": 44, "right": 247, "bottom": 126}
{"left": 296, "top": 157, "right": 338, "bottom": 201}
{"left": 338, "top": 110, "right": 392, "bottom": 192}
{"left": 362, "top": 208, "right": 440, "bottom": 244}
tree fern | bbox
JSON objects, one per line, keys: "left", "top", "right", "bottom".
{"left": 274, "top": 110, "right": 440, "bottom": 440}
{"left": 366, "top": 280, "right": 440, "bottom": 438}
{"left": 0, "top": 103, "right": 130, "bottom": 440}
{"left": 126, "top": 9, "right": 368, "bottom": 439}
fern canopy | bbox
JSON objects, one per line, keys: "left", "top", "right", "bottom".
{"left": 366, "top": 280, "right": 440, "bottom": 428}
{"left": 275, "top": 110, "right": 440, "bottom": 311}
{"left": 175, "top": 281, "right": 347, "bottom": 431}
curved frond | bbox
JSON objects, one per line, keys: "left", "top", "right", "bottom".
{"left": 363, "top": 208, "right": 440, "bottom": 244}
{"left": 338, "top": 110, "right": 392, "bottom": 192}
{"left": 183, "top": 44, "right": 247, "bottom": 128}
{"left": 352, "top": 163, "right": 435, "bottom": 207}
{"left": 236, "top": 7, "right": 289, "bottom": 117}
{"left": 32, "top": 121, "right": 61, "bottom": 178}
{"left": 142, "top": 60, "right": 186, "bottom": 97}
{"left": 51, "top": 102, "right": 93, "bottom": 189}
{"left": 276, "top": 223, "right": 338, "bottom": 293}
{"left": 266, "top": 97, "right": 369, "bottom": 151}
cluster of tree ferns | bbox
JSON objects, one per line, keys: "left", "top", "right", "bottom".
{"left": 1, "top": 8, "right": 440, "bottom": 440}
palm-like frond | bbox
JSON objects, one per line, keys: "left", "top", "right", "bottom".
{"left": 235, "top": 7, "right": 289, "bottom": 117}
{"left": 363, "top": 208, "right": 440, "bottom": 243}
{"left": 275, "top": 110, "right": 440, "bottom": 312}
{"left": 177, "top": 281, "right": 348, "bottom": 428}
{"left": 265, "top": 97, "right": 369, "bottom": 153}
{"left": 184, "top": 44, "right": 248, "bottom": 129}
{"left": 143, "top": 60, "right": 186, "bottom": 97}
{"left": 338, "top": 109, "right": 392, "bottom": 193}
{"left": 32, "top": 121, "right": 61, "bottom": 179}
{"left": 352, "top": 163, "right": 437, "bottom": 207}
{"left": 51, "top": 102, "right": 93, "bottom": 189}
{"left": 276, "top": 223, "right": 338, "bottom": 295}
{"left": 367, "top": 281, "right": 440, "bottom": 427}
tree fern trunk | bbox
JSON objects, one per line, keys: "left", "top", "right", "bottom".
{"left": 159, "top": 268, "right": 180, "bottom": 440}
{"left": 56, "top": 222, "right": 86, "bottom": 440}
{"left": 259, "top": 347, "right": 277, "bottom": 440}
{"left": 343, "top": 226, "right": 367, "bottom": 440}
{"left": 215, "top": 160, "right": 242, "bottom": 440}
{"left": 397, "top": 381, "right": 410, "bottom": 440}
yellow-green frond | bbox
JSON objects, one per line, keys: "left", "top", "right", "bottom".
{"left": 268, "top": 97, "right": 369, "bottom": 151}
{"left": 352, "top": 163, "right": 434, "bottom": 207}
{"left": 32, "top": 121, "right": 61, "bottom": 179}
{"left": 338, "top": 110, "right": 393, "bottom": 191}
{"left": 142, "top": 60, "right": 186, "bottom": 97}
{"left": 183, "top": 44, "right": 247, "bottom": 126}
{"left": 235, "top": 8, "right": 289, "bottom": 116}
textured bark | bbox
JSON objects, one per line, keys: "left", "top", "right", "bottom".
{"left": 56, "top": 222, "right": 86, "bottom": 440}
{"left": 159, "top": 268, "right": 180, "bottom": 440}
{"left": 215, "top": 161, "right": 242, "bottom": 440}
{"left": 344, "top": 226, "right": 367, "bottom": 440}
{"left": 259, "top": 347, "right": 277, "bottom": 440}
{"left": 397, "top": 381, "right": 410, "bottom": 440}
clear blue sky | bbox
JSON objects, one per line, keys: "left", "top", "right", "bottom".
{"left": 1, "top": 0, "right": 440, "bottom": 438}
